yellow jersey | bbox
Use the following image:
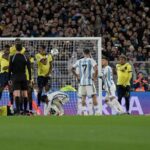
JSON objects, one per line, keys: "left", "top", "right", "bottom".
{"left": 26, "top": 57, "right": 34, "bottom": 81}
{"left": 9, "top": 45, "right": 26, "bottom": 56}
{"left": 35, "top": 53, "right": 53, "bottom": 76}
{"left": 116, "top": 63, "right": 132, "bottom": 86}
{"left": 0, "top": 57, "right": 9, "bottom": 73}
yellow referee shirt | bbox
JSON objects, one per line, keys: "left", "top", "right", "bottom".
{"left": 35, "top": 53, "right": 53, "bottom": 77}
{"left": 9, "top": 45, "right": 26, "bottom": 56}
{"left": 116, "top": 63, "right": 132, "bottom": 86}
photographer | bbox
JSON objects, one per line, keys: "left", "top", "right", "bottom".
{"left": 133, "top": 72, "right": 148, "bottom": 92}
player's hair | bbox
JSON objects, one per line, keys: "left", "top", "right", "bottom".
{"left": 102, "top": 56, "right": 109, "bottom": 61}
{"left": 15, "top": 38, "right": 21, "bottom": 42}
{"left": 83, "top": 48, "right": 90, "bottom": 54}
{"left": 119, "top": 54, "right": 127, "bottom": 60}
{"left": 16, "top": 43, "right": 22, "bottom": 52}
{"left": 5, "top": 44, "right": 10, "bottom": 49}
{"left": 40, "top": 45, "right": 46, "bottom": 49}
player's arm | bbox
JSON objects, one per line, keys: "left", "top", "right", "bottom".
{"left": 93, "top": 64, "right": 98, "bottom": 81}
{"left": 8, "top": 56, "right": 13, "bottom": 81}
{"left": 91, "top": 59, "right": 98, "bottom": 81}
{"left": 46, "top": 55, "right": 53, "bottom": 77}
{"left": 127, "top": 64, "right": 132, "bottom": 82}
{"left": 71, "top": 61, "right": 80, "bottom": 81}
{"left": 124, "top": 64, "right": 132, "bottom": 86}
{"left": 26, "top": 58, "right": 31, "bottom": 81}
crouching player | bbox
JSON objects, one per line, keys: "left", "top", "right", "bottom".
{"left": 101, "top": 56, "right": 124, "bottom": 115}
{"left": 41, "top": 85, "right": 69, "bottom": 116}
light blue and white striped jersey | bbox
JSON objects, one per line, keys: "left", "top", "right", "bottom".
{"left": 73, "top": 58, "right": 97, "bottom": 86}
{"left": 102, "top": 65, "right": 115, "bottom": 90}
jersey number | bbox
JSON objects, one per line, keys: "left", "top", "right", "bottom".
{"left": 82, "top": 64, "right": 87, "bottom": 73}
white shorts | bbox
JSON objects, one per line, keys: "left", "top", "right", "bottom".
{"left": 78, "top": 84, "right": 96, "bottom": 97}
{"left": 105, "top": 85, "right": 116, "bottom": 97}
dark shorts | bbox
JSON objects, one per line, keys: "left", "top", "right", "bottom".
{"left": 0, "top": 72, "right": 9, "bottom": 87}
{"left": 117, "top": 85, "right": 130, "bottom": 98}
{"left": 37, "top": 76, "right": 51, "bottom": 90}
{"left": 12, "top": 74, "right": 28, "bottom": 91}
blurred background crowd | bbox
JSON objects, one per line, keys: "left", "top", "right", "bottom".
{"left": 0, "top": 0, "right": 150, "bottom": 90}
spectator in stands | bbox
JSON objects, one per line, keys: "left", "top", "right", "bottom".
{"left": 133, "top": 72, "right": 148, "bottom": 91}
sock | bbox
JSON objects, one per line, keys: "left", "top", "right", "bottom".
{"left": 77, "top": 98, "right": 82, "bottom": 115}
{"left": 37, "top": 92, "right": 42, "bottom": 106}
{"left": 29, "top": 100, "right": 32, "bottom": 112}
{"left": 93, "top": 105, "right": 100, "bottom": 115}
{"left": 0, "top": 91, "right": 2, "bottom": 100}
{"left": 113, "top": 99, "right": 124, "bottom": 113}
{"left": 15, "top": 97, "right": 20, "bottom": 113}
{"left": 28, "top": 91, "right": 33, "bottom": 111}
{"left": 82, "top": 106, "right": 88, "bottom": 116}
{"left": 10, "top": 92, "right": 14, "bottom": 105}
{"left": 24, "top": 97, "right": 28, "bottom": 112}
{"left": 125, "top": 97, "right": 130, "bottom": 113}
{"left": 20, "top": 100, "right": 23, "bottom": 112}
{"left": 88, "top": 102, "right": 94, "bottom": 115}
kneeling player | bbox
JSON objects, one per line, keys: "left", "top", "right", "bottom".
{"left": 102, "top": 56, "right": 124, "bottom": 114}
{"left": 41, "top": 85, "right": 69, "bottom": 116}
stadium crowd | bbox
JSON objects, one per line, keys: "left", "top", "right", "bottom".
{"left": 0, "top": 0, "right": 150, "bottom": 90}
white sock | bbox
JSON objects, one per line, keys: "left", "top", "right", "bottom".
{"left": 82, "top": 106, "right": 88, "bottom": 116}
{"left": 93, "top": 105, "right": 100, "bottom": 115}
{"left": 88, "top": 102, "right": 94, "bottom": 115}
{"left": 113, "top": 99, "right": 124, "bottom": 113}
{"left": 77, "top": 101, "right": 82, "bottom": 115}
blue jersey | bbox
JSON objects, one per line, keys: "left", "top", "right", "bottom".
{"left": 73, "top": 58, "right": 97, "bottom": 86}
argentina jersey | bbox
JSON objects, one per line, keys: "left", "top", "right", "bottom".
{"left": 102, "top": 65, "right": 115, "bottom": 90}
{"left": 75, "top": 58, "right": 97, "bottom": 86}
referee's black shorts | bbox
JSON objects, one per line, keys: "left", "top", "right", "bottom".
{"left": 12, "top": 74, "right": 28, "bottom": 91}
{"left": 37, "top": 76, "right": 51, "bottom": 89}
{"left": 117, "top": 85, "right": 130, "bottom": 98}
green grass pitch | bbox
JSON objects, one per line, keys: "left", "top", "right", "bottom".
{"left": 0, "top": 116, "right": 150, "bottom": 150}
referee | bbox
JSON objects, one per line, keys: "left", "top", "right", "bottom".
{"left": 9, "top": 44, "right": 31, "bottom": 114}
{"left": 116, "top": 55, "right": 132, "bottom": 114}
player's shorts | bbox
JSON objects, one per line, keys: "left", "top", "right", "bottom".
{"left": 37, "top": 76, "right": 51, "bottom": 89}
{"left": 12, "top": 74, "right": 28, "bottom": 90}
{"left": 117, "top": 85, "right": 130, "bottom": 98}
{"left": 78, "top": 83, "right": 96, "bottom": 97}
{"left": 105, "top": 84, "right": 116, "bottom": 97}
{"left": 0, "top": 72, "right": 9, "bottom": 87}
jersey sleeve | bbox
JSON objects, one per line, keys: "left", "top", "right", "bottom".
{"left": 35, "top": 53, "right": 42, "bottom": 62}
{"left": 72, "top": 60, "right": 79, "bottom": 68}
{"left": 48, "top": 54, "right": 53, "bottom": 62}
{"left": 91, "top": 59, "right": 97, "bottom": 67}
{"left": 127, "top": 64, "right": 132, "bottom": 73}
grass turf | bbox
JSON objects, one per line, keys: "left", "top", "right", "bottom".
{"left": 0, "top": 116, "right": 150, "bottom": 150}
